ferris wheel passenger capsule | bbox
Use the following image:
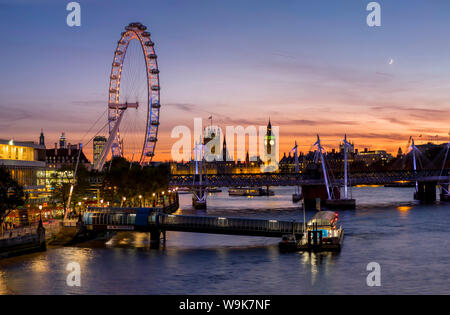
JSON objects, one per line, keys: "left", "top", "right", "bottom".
{"left": 151, "top": 102, "right": 161, "bottom": 108}
{"left": 142, "top": 32, "right": 151, "bottom": 37}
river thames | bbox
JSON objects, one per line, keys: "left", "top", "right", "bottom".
{"left": 0, "top": 186, "right": 449, "bottom": 294}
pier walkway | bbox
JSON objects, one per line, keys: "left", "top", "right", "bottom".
{"left": 84, "top": 207, "right": 304, "bottom": 238}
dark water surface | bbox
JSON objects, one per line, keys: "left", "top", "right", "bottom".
{"left": 0, "top": 186, "right": 449, "bottom": 294}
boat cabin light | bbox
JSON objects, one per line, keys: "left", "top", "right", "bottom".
{"left": 307, "top": 211, "right": 339, "bottom": 227}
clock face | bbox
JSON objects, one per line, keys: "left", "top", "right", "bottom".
{"left": 270, "top": 140, "right": 274, "bottom": 146}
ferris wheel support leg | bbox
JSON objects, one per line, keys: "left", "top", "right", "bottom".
{"left": 94, "top": 110, "right": 126, "bottom": 171}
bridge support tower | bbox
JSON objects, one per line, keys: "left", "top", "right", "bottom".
{"left": 440, "top": 183, "right": 450, "bottom": 201}
{"left": 192, "top": 188, "right": 207, "bottom": 210}
{"left": 149, "top": 228, "right": 162, "bottom": 249}
{"left": 302, "top": 185, "right": 340, "bottom": 210}
{"left": 414, "top": 182, "right": 437, "bottom": 202}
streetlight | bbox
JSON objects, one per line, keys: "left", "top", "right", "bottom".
{"left": 138, "top": 195, "right": 142, "bottom": 207}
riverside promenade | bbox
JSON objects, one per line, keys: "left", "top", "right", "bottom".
{"left": 0, "top": 220, "right": 62, "bottom": 258}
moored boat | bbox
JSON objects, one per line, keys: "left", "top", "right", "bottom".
{"left": 176, "top": 187, "right": 191, "bottom": 194}
{"left": 229, "top": 187, "right": 274, "bottom": 196}
{"left": 298, "top": 211, "right": 343, "bottom": 252}
{"left": 278, "top": 211, "right": 344, "bottom": 252}
{"left": 207, "top": 187, "right": 222, "bottom": 193}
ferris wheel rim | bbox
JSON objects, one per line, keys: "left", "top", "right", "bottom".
{"left": 107, "top": 22, "right": 160, "bottom": 165}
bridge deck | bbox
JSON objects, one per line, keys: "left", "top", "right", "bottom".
{"left": 84, "top": 209, "right": 304, "bottom": 238}
{"left": 169, "top": 169, "right": 450, "bottom": 187}
{"left": 153, "top": 214, "right": 304, "bottom": 237}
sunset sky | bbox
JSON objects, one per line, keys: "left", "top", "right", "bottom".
{"left": 1, "top": 0, "right": 449, "bottom": 162}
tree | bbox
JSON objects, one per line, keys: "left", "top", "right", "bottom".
{"left": 99, "top": 157, "right": 170, "bottom": 207}
{"left": 49, "top": 165, "right": 73, "bottom": 211}
{"left": 0, "top": 168, "right": 25, "bottom": 232}
{"left": 49, "top": 163, "right": 91, "bottom": 212}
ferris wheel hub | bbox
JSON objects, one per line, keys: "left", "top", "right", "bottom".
{"left": 108, "top": 102, "right": 139, "bottom": 110}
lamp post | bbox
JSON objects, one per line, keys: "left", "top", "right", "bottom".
{"left": 38, "top": 205, "right": 43, "bottom": 223}
{"left": 152, "top": 193, "right": 156, "bottom": 207}
{"left": 138, "top": 195, "right": 142, "bottom": 207}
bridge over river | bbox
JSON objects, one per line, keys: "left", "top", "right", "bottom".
{"left": 169, "top": 169, "right": 450, "bottom": 209}
{"left": 169, "top": 169, "right": 450, "bottom": 188}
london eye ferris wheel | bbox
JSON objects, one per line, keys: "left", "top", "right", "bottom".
{"left": 94, "top": 22, "right": 161, "bottom": 171}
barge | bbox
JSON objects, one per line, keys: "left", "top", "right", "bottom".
{"left": 229, "top": 187, "right": 274, "bottom": 197}
{"left": 279, "top": 211, "right": 343, "bottom": 252}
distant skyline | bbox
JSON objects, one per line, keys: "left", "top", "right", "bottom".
{"left": 1, "top": 0, "right": 450, "bottom": 161}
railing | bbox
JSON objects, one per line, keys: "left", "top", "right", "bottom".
{"left": 169, "top": 169, "right": 450, "bottom": 187}
{"left": 0, "top": 227, "right": 36, "bottom": 240}
{"left": 151, "top": 214, "right": 304, "bottom": 235}
{"left": 63, "top": 220, "right": 79, "bottom": 227}
{"left": 86, "top": 212, "right": 137, "bottom": 226}
{"left": 83, "top": 208, "right": 304, "bottom": 236}
{"left": 0, "top": 221, "right": 61, "bottom": 240}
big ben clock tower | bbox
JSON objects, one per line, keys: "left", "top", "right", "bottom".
{"left": 264, "top": 118, "right": 275, "bottom": 163}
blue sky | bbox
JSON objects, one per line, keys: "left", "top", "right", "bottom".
{"left": 1, "top": 0, "right": 449, "bottom": 160}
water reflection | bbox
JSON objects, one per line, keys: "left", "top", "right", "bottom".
{"left": 0, "top": 186, "right": 448, "bottom": 294}
{"left": 300, "top": 251, "right": 339, "bottom": 286}
{"left": 397, "top": 206, "right": 412, "bottom": 218}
